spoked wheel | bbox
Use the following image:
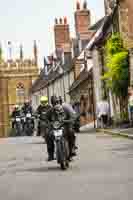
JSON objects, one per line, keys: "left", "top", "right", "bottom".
{"left": 60, "top": 139, "right": 70, "bottom": 170}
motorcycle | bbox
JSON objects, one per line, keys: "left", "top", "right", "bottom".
{"left": 52, "top": 120, "right": 70, "bottom": 170}
{"left": 13, "top": 116, "right": 23, "bottom": 136}
{"left": 23, "top": 112, "right": 34, "bottom": 136}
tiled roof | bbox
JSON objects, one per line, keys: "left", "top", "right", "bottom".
{"left": 30, "top": 59, "right": 74, "bottom": 93}
{"left": 69, "top": 69, "right": 91, "bottom": 92}
{"left": 69, "top": 14, "right": 112, "bottom": 93}
{"left": 89, "top": 17, "right": 105, "bottom": 31}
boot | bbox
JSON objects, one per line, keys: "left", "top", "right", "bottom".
{"left": 47, "top": 153, "right": 54, "bottom": 161}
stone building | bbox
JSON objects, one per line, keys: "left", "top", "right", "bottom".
{"left": 0, "top": 42, "right": 39, "bottom": 137}
{"left": 104, "top": 0, "right": 133, "bottom": 48}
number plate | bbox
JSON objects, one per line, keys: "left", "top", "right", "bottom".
{"left": 26, "top": 113, "right": 31, "bottom": 118}
{"left": 16, "top": 118, "right": 21, "bottom": 122}
{"left": 54, "top": 130, "right": 63, "bottom": 137}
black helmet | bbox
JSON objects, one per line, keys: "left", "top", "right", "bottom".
{"left": 59, "top": 96, "right": 63, "bottom": 105}
{"left": 51, "top": 95, "right": 59, "bottom": 106}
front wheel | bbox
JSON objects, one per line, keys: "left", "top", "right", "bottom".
{"left": 60, "top": 159, "right": 69, "bottom": 170}
{"left": 56, "top": 139, "right": 69, "bottom": 170}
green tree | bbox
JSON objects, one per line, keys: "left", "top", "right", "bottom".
{"left": 103, "top": 33, "right": 129, "bottom": 119}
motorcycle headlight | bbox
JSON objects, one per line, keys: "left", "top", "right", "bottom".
{"left": 53, "top": 121, "right": 61, "bottom": 129}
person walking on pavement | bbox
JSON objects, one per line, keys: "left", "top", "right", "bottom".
{"left": 96, "top": 96, "right": 109, "bottom": 128}
{"left": 128, "top": 88, "right": 133, "bottom": 126}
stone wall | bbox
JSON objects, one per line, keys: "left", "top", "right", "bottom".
{"left": 118, "top": 0, "right": 133, "bottom": 48}
{"left": 0, "top": 62, "right": 38, "bottom": 137}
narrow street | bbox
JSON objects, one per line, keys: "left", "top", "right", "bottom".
{"left": 0, "top": 133, "right": 133, "bottom": 199}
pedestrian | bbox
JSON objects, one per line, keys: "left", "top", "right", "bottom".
{"left": 96, "top": 96, "right": 109, "bottom": 128}
{"left": 128, "top": 88, "right": 133, "bottom": 126}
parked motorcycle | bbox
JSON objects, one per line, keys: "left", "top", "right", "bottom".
{"left": 52, "top": 120, "right": 70, "bottom": 170}
{"left": 23, "top": 112, "right": 34, "bottom": 136}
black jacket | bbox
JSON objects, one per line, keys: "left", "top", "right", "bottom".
{"left": 21, "top": 105, "right": 33, "bottom": 115}
{"left": 11, "top": 110, "right": 21, "bottom": 118}
{"left": 36, "top": 104, "right": 51, "bottom": 120}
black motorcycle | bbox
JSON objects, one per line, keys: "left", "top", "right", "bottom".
{"left": 52, "top": 121, "right": 70, "bottom": 170}
{"left": 13, "top": 116, "right": 23, "bottom": 136}
{"left": 23, "top": 112, "right": 34, "bottom": 136}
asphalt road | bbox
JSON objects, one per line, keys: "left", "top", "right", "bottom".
{"left": 0, "top": 132, "right": 133, "bottom": 200}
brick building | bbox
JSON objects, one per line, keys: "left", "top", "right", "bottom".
{"left": 104, "top": 0, "right": 133, "bottom": 87}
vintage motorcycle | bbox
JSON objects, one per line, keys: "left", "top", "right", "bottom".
{"left": 52, "top": 120, "right": 70, "bottom": 170}
{"left": 13, "top": 116, "right": 23, "bottom": 136}
{"left": 23, "top": 112, "right": 34, "bottom": 136}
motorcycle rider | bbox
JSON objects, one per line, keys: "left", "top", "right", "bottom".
{"left": 21, "top": 100, "right": 33, "bottom": 115}
{"left": 59, "top": 96, "right": 78, "bottom": 149}
{"left": 21, "top": 100, "right": 34, "bottom": 131}
{"left": 46, "top": 95, "right": 77, "bottom": 161}
{"left": 11, "top": 105, "right": 22, "bottom": 129}
{"left": 36, "top": 96, "right": 51, "bottom": 137}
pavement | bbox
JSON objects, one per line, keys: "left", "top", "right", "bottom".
{"left": 97, "top": 128, "right": 133, "bottom": 139}
{"left": 80, "top": 121, "right": 95, "bottom": 133}
{"left": 0, "top": 134, "right": 133, "bottom": 199}
{"left": 80, "top": 122, "right": 133, "bottom": 139}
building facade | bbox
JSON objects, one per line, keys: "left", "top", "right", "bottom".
{"left": 0, "top": 42, "right": 39, "bottom": 137}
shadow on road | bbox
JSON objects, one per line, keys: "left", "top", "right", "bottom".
{"left": 19, "top": 166, "right": 66, "bottom": 173}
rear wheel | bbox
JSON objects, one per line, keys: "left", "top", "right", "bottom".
{"left": 15, "top": 123, "right": 22, "bottom": 136}
{"left": 60, "top": 160, "right": 69, "bottom": 170}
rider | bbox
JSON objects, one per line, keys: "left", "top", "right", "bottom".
{"left": 21, "top": 100, "right": 34, "bottom": 130}
{"left": 46, "top": 95, "right": 77, "bottom": 161}
{"left": 21, "top": 100, "right": 33, "bottom": 115}
{"left": 59, "top": 96, "right": 78, "bottom": 148}
{"left": 36, "top": 96, "right": 51, "bottom": 136}
{"left": 11, "top": 105, "right": 21, "bottom": 129}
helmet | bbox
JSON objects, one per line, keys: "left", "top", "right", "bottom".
{"left": 24, "top": 99, "right": 30, "bottom": 106}
{"left": 59, "top": 96, "right": 63, "bottom": 105}
{"left": 40, "top": 96, "right": 48, "bottom": 104}
{"left": 51, "top": 95, "right": 59, "bottom": 106}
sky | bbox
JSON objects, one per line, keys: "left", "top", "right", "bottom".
{"left": 0, "top": 0, "right": 105, "bottom": 66}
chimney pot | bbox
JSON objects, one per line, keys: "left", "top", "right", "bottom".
{"left": 83, "top": 1, "right": 87, "bottom": 9}
{"left": 76, "top": 1, "right": 80, "bottom": 10}
{"left": 55, "top": 18, "right": 58, "bottom": 24}
{"left": 64, "top": 17, "right": 67, "bottom": 24}
{"left": 59, "top": 18, "right": 63, "bottom": 24}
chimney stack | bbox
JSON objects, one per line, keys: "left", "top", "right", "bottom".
{"left": 54, "top": 17, "right": 71, "bottom": 53}
{"left": 75, "top": 1, "right": 91, "bottom": 40}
